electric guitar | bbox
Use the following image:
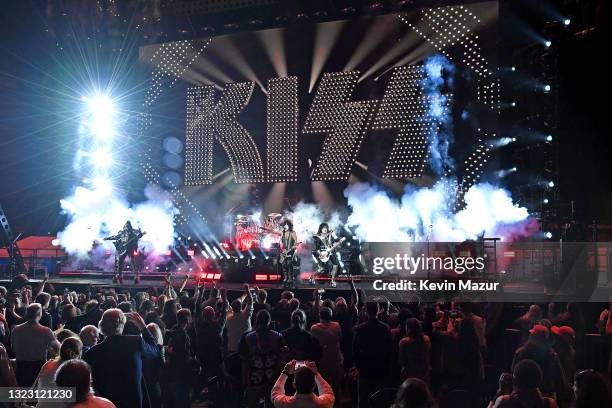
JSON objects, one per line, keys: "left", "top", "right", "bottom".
{"left": 279, "top": 241, "right": 301, "bottom": 263}
{"left": 105, "top": 230, "right": 146, "bottom": 256}
{"left": 317, "top": 237, "right": 346, "bottom": 263}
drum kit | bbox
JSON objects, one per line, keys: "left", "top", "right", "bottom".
{"left": 234, "top": 212, "right": 283, "bottom": 250}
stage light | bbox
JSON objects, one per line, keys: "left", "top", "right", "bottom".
{"left": 511, "top": 66, "right": 516, "bottom": 72}
{"left": 563, "top": 19, "right": 570, "bottom": 26}
{"left": 544, "top": 84, "right": 551, "bottom": 92}
{"left": 545, "top": 231, "right": 553, "bottom": 239}
{"left": 496, "top": 167, "right": 517, "bottom": 178}
{"left": 495, "top": 137, "right": 515, "bottom": 147}
{"left": 546, "top": 135, "right": 553, "bottom": 142}
{"left": 88, "top": 95, "right": 115, "bottom": 139}
{"left": 543, "top": 198, "right": 549, "bottom": 204}
{"left": 89, "top": 150, "right": 113, "bottom": 168}
{"left": 511, "top": 102, "right": 516, "bottom": 107}
{"left": 548, "top": 181, "right": 555, "bottom": 188}
{"left": 545, "top": 40, "right": 552, "bottom": 48}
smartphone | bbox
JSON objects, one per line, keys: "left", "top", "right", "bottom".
{"left": 295, "top": 361, "right": 305, "bottom": 369}
{"left": 250, "top": 289, "right": 258, "bottom": 300}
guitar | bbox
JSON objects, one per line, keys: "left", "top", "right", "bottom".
{"left": 317, "top": 237, "right": 346, "bottom": 263}
{"left": 279, "top": 241, "right": 301, "bottom": 263}
{"left": 105, "top": 231, "right": 146, "bottom": 256}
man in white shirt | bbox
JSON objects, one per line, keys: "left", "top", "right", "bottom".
{"left": 226, "top": 284, "right": 254, "bottom": 353}
{"left": 10, "top": 303, "right": 59, "bottom": 386}
{"left": 271, "top": 360, "right": 334, "bottom": 408}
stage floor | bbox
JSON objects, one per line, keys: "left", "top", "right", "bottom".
{"left": 2, "top": 271, "right": 610, "bottom": 302}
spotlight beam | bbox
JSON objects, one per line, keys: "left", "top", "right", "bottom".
{"left": 343, "top": 15, "right": 398, "bottom": 72}
{"left": 309, "top": 21, "right": 346, "bottom": 93}
{"left": 257, "top": 28, "right": 288, "bottom": 78}
{"left": 374, "top": 41, "right": 435, "bottom": 80}
{"left": 358, "top": 31, "right": 421, "bottom": 83}
{"left": 212, "top": 37, "right": 265, "bottom": 92}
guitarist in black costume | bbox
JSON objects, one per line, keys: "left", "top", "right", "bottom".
{"left": 104, "top": 221, "right": 145, "bottom": 284}
{"left": 278, "top": 220, "right": 299, "bottom": 288}
{"left": 311, "top": 223, "right": 345, "bottom": 288}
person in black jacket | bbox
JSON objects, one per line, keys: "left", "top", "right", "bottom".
{"left": 164, "top": 308, "right": 196, "bottom": 408}
{"left": 282, "top": 309, "right": 322, "bottom": 363}
{"left": 194, "top": 287, "right": 228, "bottom": 392}
{"left": 84, "top": 308, "right": 161, "bottom": 408}
{"left": 353, "top": 301, "right": 393, "bottom": 408}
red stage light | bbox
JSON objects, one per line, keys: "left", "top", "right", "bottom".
{"left": 268, "top": 274, "right": 281, "bottom": 281}
{"left": 133, "top": 249, "right": 139, "bottom": 256}
{"left": 221, "top": 241, "right": 231, "bottom": 250}
{"left": 255, "top": 274, "right": 268, "bottom": 281}
{"left": 187, "top": 250, "right": 195, "bottom": 257}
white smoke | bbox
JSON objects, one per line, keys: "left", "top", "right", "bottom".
{"left": 284, "top": 202, "right": 342, "bottom": 245}
{"left": 345, "top": 181, "right": 533, "bottom": 242}
{"left": 58, "top": 183, "right": 177, "bottom": 266}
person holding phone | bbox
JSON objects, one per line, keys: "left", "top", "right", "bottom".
{"left": 271, "top": 360, "right": 335, "bottom": 408}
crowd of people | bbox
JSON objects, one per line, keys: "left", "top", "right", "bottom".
{"left": 0, "top": 273, "right": 610, "bottom": 408}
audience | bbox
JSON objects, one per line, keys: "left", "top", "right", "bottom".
{"left": 0, "top": 275, "right": 609, "bottom": 408}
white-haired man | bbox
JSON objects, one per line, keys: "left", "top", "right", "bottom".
{"left": 84, "top": 308, "right": 161, "bottom": 408}
{"left": 79, "top": 324, "right": 100, "bottom": 352}
{"left": 11, "top": 303, "right": 59, "bottom": 386}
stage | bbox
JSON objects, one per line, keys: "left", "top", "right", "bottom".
{"left": 4, "top": 270, "right": 609, "bottom": 303}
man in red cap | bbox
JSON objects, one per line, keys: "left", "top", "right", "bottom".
{"left": 551, "top": 326, "right": 576, "bottom": 381}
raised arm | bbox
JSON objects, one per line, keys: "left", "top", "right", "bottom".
{"left": 349, "top": 279, "right": 358, "bottom": 312}
{"left": 217, "top": 288, "right": 229, "bottom": 331}
{"left": 178, "top": 275, "right": 190, "bottom": 294}
{"left": 306, "top": 361, "right": 334, "bottom": 407}
{"left": 33, "top": 273, "right": 49, "bottom": 299}
{"left": 242, "top": 284, "right": 254, "bottom": 319}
